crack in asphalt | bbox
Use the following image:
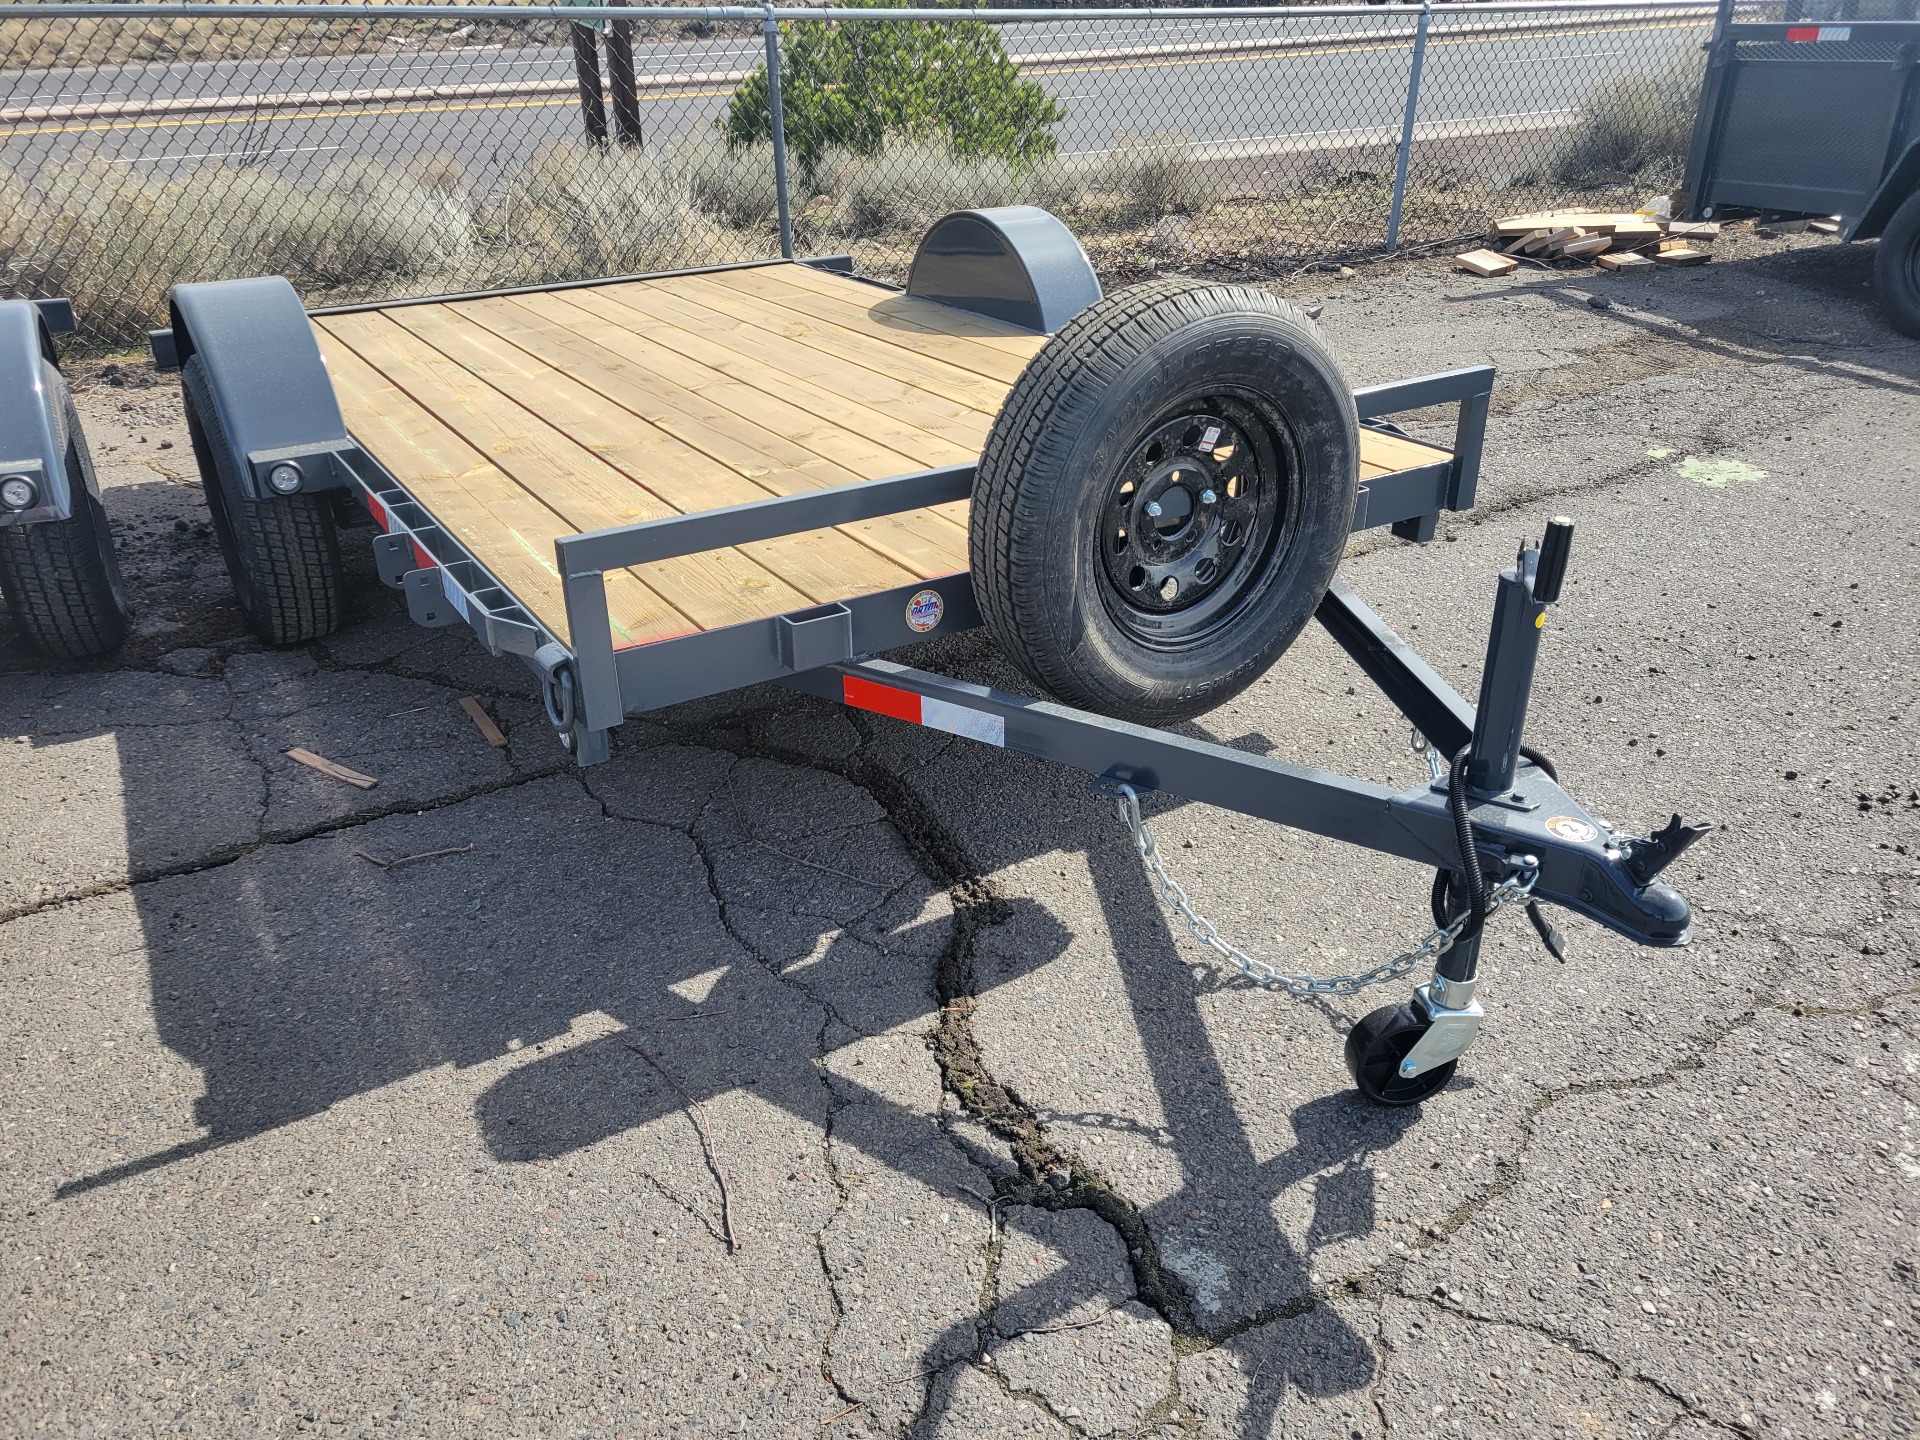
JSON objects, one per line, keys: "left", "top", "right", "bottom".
{"left": 1318, "top": 972, "right": 1920, "bottom": 1437}
{"left": 0, "top": 758, "right": 572, "bottom": 929}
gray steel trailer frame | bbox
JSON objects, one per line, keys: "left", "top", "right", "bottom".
{"left": 153, "top": 242, "right": 1703, "bottom": 1103}
{"left": 1682, "top": 8, "right": 1920, "bottom": 239}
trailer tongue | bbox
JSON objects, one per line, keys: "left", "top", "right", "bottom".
{"left": 154, "top": 207, "right": 1706, "bottom": 1106}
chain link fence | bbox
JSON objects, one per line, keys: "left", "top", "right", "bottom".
{"left": 2, "top": 2, "right": 1740, "bottom": 348}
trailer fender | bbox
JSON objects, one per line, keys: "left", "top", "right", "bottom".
{"left": 1848, "top": 140, "right": 1920, "bottom": 242}
{"left": 153, "top": 276, "right": 356, "bottom": 501}
{"left": 0, "top": 298, "right": 86, "bottom": 527}
{"left": 907, "top": 206, "right": 1101, "bottom": 334}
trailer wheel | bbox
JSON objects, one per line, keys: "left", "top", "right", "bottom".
{"left": 1345, "top": 1002, "right": 1454, "bottom": 1106}
{"left": 970, "top": 281, "right": 1358, "bottom": 722}
{"left": 0, "top": 362, "right": 129, "bottom": 659}
{"left": 181, "top": 354, "right": 343, "bottom": 645}
{"left": 1873, "top": 189, "right": 1920, "bottom": 339}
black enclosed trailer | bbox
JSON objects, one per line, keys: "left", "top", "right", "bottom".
{"left": 151, "top": 207, "right": 1706, "bottom": 1106}
{"left": 0, "top": 298, "right": 129, "bottom": 658}
{"left": 1681, "top": 1, "right": 1920, "bottom": 333}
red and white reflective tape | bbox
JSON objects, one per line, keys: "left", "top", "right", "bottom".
{"left": 842, "top": 675, "right": 1006, "bottom": 747}
{"left": 1785, "top": 24, "right": 1850, "bottom": 40}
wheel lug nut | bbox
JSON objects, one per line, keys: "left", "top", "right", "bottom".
{"left": 1144, "top": 501, "right": 1163, "bottom": 518}
{"left": 1200, "top": 490, "right": 1217, "bottom": 505}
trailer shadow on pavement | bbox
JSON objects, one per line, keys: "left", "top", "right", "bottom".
{"left": 17, "top": 550, "right": 1422, "bottom": 1430}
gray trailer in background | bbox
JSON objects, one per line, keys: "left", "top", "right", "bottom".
{"left": 1681, "top": 2, "right": 1920, "bottom": 333}
{"left": 0, "top": 298, "right": 129, "bottom": 658}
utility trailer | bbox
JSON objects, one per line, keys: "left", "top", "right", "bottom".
{"left": 152, "top": 207, "right": 1706, "bottom": 1105}
{"left": 1681, "top": 5, "right": 1920, "bottom": 335}
{"left": 0, "top": 298, "right": 130, "bottom": 658}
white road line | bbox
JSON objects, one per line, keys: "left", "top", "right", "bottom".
{"left": 112, "top": 142, "right": 344, "bottom": 164}
{"left": 1484, "top": 48, "right": 1625, "bottom": 59}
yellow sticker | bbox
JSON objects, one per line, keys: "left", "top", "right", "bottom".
{"left": 1535, "top": 612, "right": 1546, "bottom": 629}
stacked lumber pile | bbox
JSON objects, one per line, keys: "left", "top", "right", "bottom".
{"left": 1454, "top": 211, "right": 1720, "bottom": 278}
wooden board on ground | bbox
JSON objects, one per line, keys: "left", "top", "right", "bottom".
{"left": 315, "top": 262, "right": 1459, "bottom": 648}
{"left": 1494, "top": 211, "right": 1666, "bottom": 239}
{"left": 1505, "top": 228, "right": 1550, "bottom": 254}
{"left": 1560, "top": 234, "right": 1613, "bottom": 258}
{"left": 1596, "top": 251, "right": 1658, "bottom": 271}
{"left": 1455, "top": 248, "right": 1518, "bottom": 277}
{"left": 1654, "top": 247, "right": 1711, "bottom": 267}
{"left": 1666, "top": 221, "right": 1721, "bottom": 240}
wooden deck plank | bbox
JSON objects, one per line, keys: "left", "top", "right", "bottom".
{"left": 576, "top": 283, "right": 984, "bottom": 471}
{"left": 508, "top": 290, "right": 973, "bottom": 552}
{"left": 380, "top": 302, "right": 955, "bottom": 593}
{"left": 453, "top": 296, "right": 970, "bottom": 580}
{"left": 656, "top": 271, "right": 1018, "bottom": 424}
{"left": 761, "top": 263, "right": 1053, "bottom": 357}
{"left": 316, "top": 337, "right": 689, "bottom": 646}
{"left": 1358, "top": 429, "right": 1452, "bottom": 473}
{"left": 317, "top": 268, "right": 1458, "bottom": 652}
{"left": 317, "top": 311, "right": 839, "bottom": 632}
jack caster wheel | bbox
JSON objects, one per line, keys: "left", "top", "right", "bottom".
{"left": 1345, "top": 1002, "right": 1455, "bottom": 1106}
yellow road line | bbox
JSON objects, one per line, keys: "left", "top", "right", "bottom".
{"left": 0, "top": 21, "right": 1704, "bottom": 143}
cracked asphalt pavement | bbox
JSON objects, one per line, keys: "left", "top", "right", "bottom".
{"left": 2, "top": 231, "right": 1916, "bottom": 1438}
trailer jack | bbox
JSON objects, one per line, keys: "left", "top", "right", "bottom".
{"left": 788, "top": 516, "right": 1709, "bottom": 1105}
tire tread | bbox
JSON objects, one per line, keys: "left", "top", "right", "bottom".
{"left": 0, "top": 364, "right": 128, "bottom": 659}
{"left": 182, "top": 355, "right": 343, "bottom": 645}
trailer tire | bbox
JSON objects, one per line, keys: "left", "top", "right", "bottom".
{"left": 181, "top": 354, "right": 343, "bottom": 645}
{"left": 970, "top": 281, "right": 1358, "bottom": 723}
{"left": 1873, "top": 189, "right": 1920, "bottom": 339}
{"left": 0, "top": 363, "right": 129, "bottom": 659}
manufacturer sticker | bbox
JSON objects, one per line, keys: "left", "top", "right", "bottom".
{"left": 905, "top": 588, "right": 944, "bottom": 633}
{"left": 1199, "top": 425, "right": 1221, "bottom": 448}
{"left": 1545, "top": 815, "right": 1598, "bottom": 844}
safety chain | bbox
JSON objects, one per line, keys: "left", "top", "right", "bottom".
{"left": 1110, "top": 783, "right": 1539, "bottom": 1000}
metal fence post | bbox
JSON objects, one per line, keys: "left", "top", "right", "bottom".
{"left": 763, "top": 7, "right": 795, "bottom": 260}
{"left": 1386, "top": 0, "right": 1432, "bottom": 253}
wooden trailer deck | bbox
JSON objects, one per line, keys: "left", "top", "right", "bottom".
{"left": 312, "top": 261, "right": 1449, "bottom": 648}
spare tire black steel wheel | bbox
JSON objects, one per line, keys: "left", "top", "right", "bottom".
{"left": 0, "top": 362, "right": 129, "bottom": 659}
{"left": 181, "top": 354, "right": 344, "bottom": 646}
{"left": 970, "top": 281, "right": 1359, "bottom": 723}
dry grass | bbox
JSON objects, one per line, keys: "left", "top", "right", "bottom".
{"left": 492, "top": 144, "right": 744, "bottom": 287}
{"left": 1, "top": 156, "right": 478, "bottom": 335}
{"left": 1072, "top": 133, "right": 1205, "bottom": 228}
{"left": 1537, "top": 48, "right": 1705, "bottom": 191}
{"left": 686, "top": 144, "right": 783, "bottom": 232}
{"left": 823, "top": 143, "right": 1027, "bottom": 240}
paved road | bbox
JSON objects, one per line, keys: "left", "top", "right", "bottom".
{"left": 0, "top": 13, "right": 1709, "bottom": 190}
{"left": 2, "top": 228, "right": 1915, "bottom": 1437}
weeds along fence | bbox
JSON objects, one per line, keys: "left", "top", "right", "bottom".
{"left": 1, "top": 1, "right": 1746, "bottom": 348}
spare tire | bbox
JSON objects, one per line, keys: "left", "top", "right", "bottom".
{"left": 969, "top": 281, "right": 1358, "bottom": 723}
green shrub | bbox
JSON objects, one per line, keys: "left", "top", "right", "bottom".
{"left": 724, "top": 0, "right": 1063, "bottom": 184}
